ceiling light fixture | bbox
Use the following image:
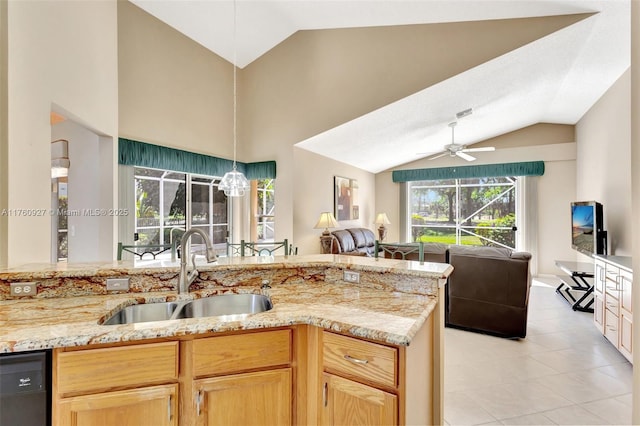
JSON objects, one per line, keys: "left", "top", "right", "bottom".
{"left": 218, "top": 0, "right": 249, "bottom": 197}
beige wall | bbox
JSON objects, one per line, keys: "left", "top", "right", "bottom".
{"left": 630, "top": 0, "right": 639, "bottom": 422}
{"left": 575, "top": 70, "right": 632, "bottom": 257}
{"left": 5, "top": 0, "right": 118, "bottom": 266}
{"left": 0, "top": 0, "right": 7, "bottom": 268}
{"left": 293, "top": 148, "right": 375, "bottom": 255}
{"left": 118, "top": 1, "right": 234, "bottom": 158}
{"left": 241, "top": 16, "right": 585, "bottom": 246}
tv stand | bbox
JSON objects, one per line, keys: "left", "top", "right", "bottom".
{"left": 554, "top": 260, "right": 594, "bottom": 313}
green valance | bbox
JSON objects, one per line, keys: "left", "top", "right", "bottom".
{"left": 392, "top": 161, "right": 545, "bottom": 182}
{"left": 118, "top": 138, "right": 276, "bottom": 179}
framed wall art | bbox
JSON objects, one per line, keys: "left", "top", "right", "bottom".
{"left": 334, "top": 176, "right": 359, "bottom": 221}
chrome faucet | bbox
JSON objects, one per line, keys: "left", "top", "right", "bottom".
{"left": 178, "top": 228, "right": 217, "bottom": 294}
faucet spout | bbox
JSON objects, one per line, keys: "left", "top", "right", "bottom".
{"left": 178, "top": 228, "right": 217, "bottom": 294}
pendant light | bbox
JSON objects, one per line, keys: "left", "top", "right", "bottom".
{"left": 219, "top": 0, "right": 249, "bottom": 197}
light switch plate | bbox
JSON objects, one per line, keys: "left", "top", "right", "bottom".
{"left": 106, "top": 277, "right": 130, "bottom": 291}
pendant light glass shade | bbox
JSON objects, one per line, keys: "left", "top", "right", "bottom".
{"left": 219, "top": 167, "right": 250, "bottom": 197}
{"left": 219, "top": 0, "right": 249, "bottom": 197}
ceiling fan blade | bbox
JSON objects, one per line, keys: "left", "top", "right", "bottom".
{"left": 425, "top": 151, "right": 449, "bottom": 161}
{"left": 456, "top": 151, "right": 476, "bottom": 162}
{"left": 461, "top": 146, "right": 496, "bottom": 153}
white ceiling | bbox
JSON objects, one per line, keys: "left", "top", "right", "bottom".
{"left": 131, "top": 0, "right": 630, "bottom": 173}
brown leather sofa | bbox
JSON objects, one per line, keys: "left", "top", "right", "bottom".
{"left": 381, "top": 242, "right": 532, "bottom": 338}
{"left": 330, "top": 228, "right": 377, "bottom": 256}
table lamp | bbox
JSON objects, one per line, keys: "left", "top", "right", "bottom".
{"left": 314, "top": 212, "right": 339, "bottom": 253}
{"left": 375, "top": 213, "right": 391, "bottom": 241}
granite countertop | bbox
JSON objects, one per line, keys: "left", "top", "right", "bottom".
{"left": 0, "top": 255, "right": 452, "bottom": 353}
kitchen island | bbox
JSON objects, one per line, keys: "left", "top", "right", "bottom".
{"left": 0, "top": 254, "right": 452, "bottom": 425}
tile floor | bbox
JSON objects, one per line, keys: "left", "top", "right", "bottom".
{"left": 444, "top": 278, "right": 633, "bottom": 425}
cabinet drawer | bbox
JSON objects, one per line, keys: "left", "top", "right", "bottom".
{"left": 192, "top": 329, "right": 291, "bottom": 377}
{"left": 56, "top": 342, "right": 179, "bottom": 396}
{"left": 604, "top": 294, "right": 619, "bottom": 315}
{"left": 323, "top": 331, "right": 397, "bottom": 389}
{"left": 604, "top": 309, "right": 619, "bottom": 347}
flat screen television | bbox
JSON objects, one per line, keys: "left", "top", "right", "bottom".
{"left": 571, "top": 201, "right": 605, "bottom": 256}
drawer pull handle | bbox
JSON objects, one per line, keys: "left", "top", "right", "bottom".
{"left": 323, "top": 382, "right": 328, "bottom": 407}
{"left": 196, "top": 390, "right": 202, "bottom": 416}
{"left": 344, "top": 354, "right": 368, "bottom": 365}
{"left": 168, "top": 395, "right": 172, "bottom": 421}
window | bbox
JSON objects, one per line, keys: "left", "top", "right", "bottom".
{"left": 134, "top": 167, "right": 229, "bottom": 253}
{"left": 255, "top": 179, "right": 275, "bottom": 242}
{"left": 55, "top": 180, "right": 68, "bottom": 261}
{"left": 409, "top": 177, "right": 518, "bottom": 249}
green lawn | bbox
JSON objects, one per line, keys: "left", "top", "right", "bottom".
{"left": 416, "top": 234, "right": 482, "bottom": 245}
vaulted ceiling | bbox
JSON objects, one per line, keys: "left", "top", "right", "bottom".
{"left": 131, "top": 0, "right": 630, "bottom": 173}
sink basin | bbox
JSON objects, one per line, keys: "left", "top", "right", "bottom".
{"left": 177, "top": 294, "right": 273, "bottom": 320}
{"left": 102, "top": 301, "right": 182, "bottom": 325}
{"left": 101, "top": 294, "right": 272, "bottom": 325}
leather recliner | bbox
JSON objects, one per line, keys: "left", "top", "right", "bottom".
{"left": 381, "top": 242, "right": 532, "bottom": 338}
{"left": 446, "top": 245, "right": 532, "bottom": 338}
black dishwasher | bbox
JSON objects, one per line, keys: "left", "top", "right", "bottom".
{"left": 0, "top": 350, "right": 51, "bottom": 426}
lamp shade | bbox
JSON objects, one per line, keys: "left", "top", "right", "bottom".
{"left": 375, "top": 213, "right": 391, "bottom": 226}
{"left": 314, "top": 212, "right": 339, "bottom": 230}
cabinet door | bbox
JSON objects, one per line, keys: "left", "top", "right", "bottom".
{"left": 321, "top": 373, "right": 397, "bottom": 426}
{"left": 195, "top": 368, "right": 291, "bottom": 426}
{"left": 621, "top": 270, "right": 633, "bottom": 314}
{"left": 620, "top": 310, "right": 633, "bottom": 362}
{"left": 56, "top": 384, "right": 177, "bottom": 426}
{"left": 593, "top": 293, "right": 605, "bottom": 333}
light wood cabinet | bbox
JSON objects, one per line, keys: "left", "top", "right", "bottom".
{"left": 56, "top": 384, "right": 177, "bottom": 426}
{"left": 51, "top": 316, "right": 440, "bottom": 425}
{"left": 593, "top": 256, "right": 633, "bottom": 363}
{"left": 185, "top": 329, "right": 293, "bottom": 426}
{"left": 53, "top": 342, "right": 179, "bottom": 426}
{"left": 194, "top": 368, "right": 291, "bottom": 426}
{"left": 319, "top": 315, "right": 436, "bottom": 425}
{"left": 321, "top": 373, "right": 396, "bottom": 426}
{"left": 54, "top": 330, "right": 294, "bottom": 426}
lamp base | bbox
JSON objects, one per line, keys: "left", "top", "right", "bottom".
{"left": 320, "top": 232, "right": 334, "bottom": 254}
{"left": 378, "top": 225, "right": 387, "bottom": 242}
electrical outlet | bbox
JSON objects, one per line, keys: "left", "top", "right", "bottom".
{"left": 106, "top": 277, "right": 130, "bottom": 291}
{"left": 343, "top": 270, "right": 360, "bottom": 283}
{"left": 10, "top": 282, "right": 37, "bottom": 296}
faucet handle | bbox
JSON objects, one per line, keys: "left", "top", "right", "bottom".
{"left": 205, "top": 247, "right": 217, "bottom": 263}
{"left": 261, "top": 279, "right": 271, "bottom": 289}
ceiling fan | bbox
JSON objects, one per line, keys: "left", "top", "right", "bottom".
{"left": 424, "top": 121, "right": 495, "bottom": 162}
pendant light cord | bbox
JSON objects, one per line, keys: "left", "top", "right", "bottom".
{"left": 233, "top": 0, "right": 239, "bottom": 171}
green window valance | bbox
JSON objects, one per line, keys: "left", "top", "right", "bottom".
{"left": 118, "top": 138, "right": 276, "bottom": 179}
{"left": 392, "top": 161, "right": 545, "bottom": 182}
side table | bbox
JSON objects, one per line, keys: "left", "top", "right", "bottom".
{"left": 554, "top": 260, "right": 595, "bottom": 312}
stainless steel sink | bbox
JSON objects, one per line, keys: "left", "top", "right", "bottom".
{"left": 102, "top": 301, "right": 182, "bottom": 325}
{"left": 176, "top": 294, "right": 272, "bottom": 320}
{"left": 101, "top": 294, "right": 272, "bottom": 325}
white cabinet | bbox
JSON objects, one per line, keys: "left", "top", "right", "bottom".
{"left": 593, "top": 256, "right": 633, "bottom": 363}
